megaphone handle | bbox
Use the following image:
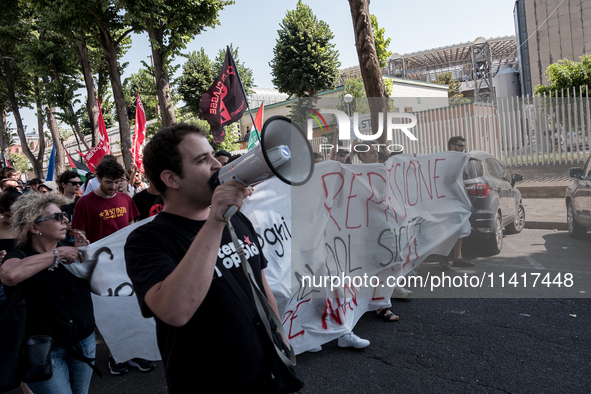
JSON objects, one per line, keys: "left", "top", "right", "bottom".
{"left": 223, "top": 205, "right": 239, "bottom": 220}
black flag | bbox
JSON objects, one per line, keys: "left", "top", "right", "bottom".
{"left": 200, "top": 46, "right": 247, "bottom": 144}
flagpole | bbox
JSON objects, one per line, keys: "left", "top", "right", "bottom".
{"left": 227, "top": 46, "right": 260, "bottom": 143}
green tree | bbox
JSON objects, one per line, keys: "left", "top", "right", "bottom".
{"left": 213, "top": 44, "right": 255, "bottom": 96}
{"left": 32, "top": 0, "right": 136, "bottom": 168}
{"left": 338, "top": 77, "right": 370, "bottom": 115}
{"left": 432, "top": 71, "right": 470, "bottom": 105}
{"left": 0, "top": 0, "right": 45, "bottom": 177}
{"left": 270, "top": 0, "right": 340, "bottom": 125}
{"left": 370, "top": 14, "right": 391, "bottom": 68}
{"left": 123, "top": 67, "right": 159, "bottom": 123}
{"left": 180, "top": 117, "right": 239, "bottom": 152}
{"left": 9, "top": 152, "right": 31, "bottom": 173}
{"left": 125, "top": 0, "right": 233, "bottom": 127}
{"left": 177, "top": 49, "right": 213, "bottom": 117}
{"left": 534, "top": 55, "right": 591, "bottom": 97}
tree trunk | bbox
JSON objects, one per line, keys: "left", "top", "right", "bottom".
{"left": 348, "top": 0, "right": 388, "bottom": 146}
{"left": 0, "top": 106, "right": 9, "bottom": 162}
{"left": 45, "top": 105, "right": 66, "bottom": 177}
{"left": 3, "top": 58, "right": 44, "bottom": 178}
{"left": 34, "top": 78, "right": 46, "bottom": 166}
{"left": 51, "top": 67, "right": 92, "bottom": 152}
{"left": 100, "top": 36, "right": 132, "bottom": 169}
{"left": 147, "top": 26, "right": 176, "bottom": 127}
{"left": 76, "top": 35, "right": 100, "bottom": 148}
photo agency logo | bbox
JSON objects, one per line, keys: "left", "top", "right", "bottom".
{"left": 305, "top": 107, "right": 419, "bottom": 154}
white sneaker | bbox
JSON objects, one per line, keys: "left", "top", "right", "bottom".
{"left": 307, "top": 345, "right": 322, "bottom": 353}
{"left": 392, "top": 286, "right": 413, "bottom": 298}
{"left": 337, "top": 332, "right": 370, "bottom": 349}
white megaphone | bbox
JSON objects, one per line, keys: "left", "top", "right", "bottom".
{"left": 209, "top": 116, "right": 314, "bottom": 217}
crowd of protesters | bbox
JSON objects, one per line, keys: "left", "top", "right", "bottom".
{"left": 0, "top": 127, "right": 473, "bottom": 393}
{"left": 0, "top": 157, "right": 159, "bottom": 394}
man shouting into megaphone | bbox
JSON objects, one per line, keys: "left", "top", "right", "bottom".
{"left": 125, "top": 123, "right": 289, "bottom": 393}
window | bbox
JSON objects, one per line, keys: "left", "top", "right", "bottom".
{"left": 463, "top": 159, "right": 484, "bottom": 180}
{"left": 485, "top": 158, "right": 502, "bottom": 180}
{"left": 492, "top": 160, "right": 511, "bottom": 183}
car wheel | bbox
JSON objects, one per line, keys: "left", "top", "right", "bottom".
{"left": 486, "top": 212, "right": 503, "bottom": 255}
{"left": 505, "top": 204, "right": 525, "bottom": 234}
{"left": 567, "top": 201, "right": 587, "bottom": 238}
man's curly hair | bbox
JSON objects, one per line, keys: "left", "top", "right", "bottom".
{"left": 10, "top": 192, "right": 70, "bottom": 248}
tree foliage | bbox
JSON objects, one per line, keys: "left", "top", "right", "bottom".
{"left": 177, "top": 49, "right": 213, "bottom": 117}
{"left": 270, "top": 0, "right": 340, "bottom": 98}
{"left": 370, "top": 15, "right": 391, "bottom": 68}
{"left": 124, "top": 0, "right": 233, "bottom": 126}
{"left": 213, "top": 44, "right": 255, "bottom": 96}
{"left": 432, "top": 72, "right": 470, "bottom": 105}
{"left": 0, "top": 0, "right": 46, "bottom": 177}
{"left": 534, "top": 55, "right": 591, "bottom": 97}
{"left": 9, "top": 152, "right": 31, "bottom": 173}
{"left": 123, "top": 66, "right": 159, "bottom": 122}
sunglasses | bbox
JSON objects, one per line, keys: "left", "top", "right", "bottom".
{"left": 337, "top": 151, "right": 349, "bottom": 157}
{"left": 36, "top": 212, "right": 67, "bottom": 223}
{"left": 67, "top": 181, "right": 84, "bottom": 186}
{"left": 454, "top": 144, "right": 465, "bottom": 149}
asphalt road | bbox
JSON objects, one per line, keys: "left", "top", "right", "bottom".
{"left": 10, "top": 229, "right": 590, "bottom": 394}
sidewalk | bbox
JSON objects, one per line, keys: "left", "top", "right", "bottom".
{"left": 522, "top": 198, "right": 566, "bottom": 231}
{"left": 508, "top": 163, "right": 573, "bottom": 231}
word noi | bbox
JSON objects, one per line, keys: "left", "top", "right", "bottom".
{"left": 306, "top": 109, "right": 418, "bottom": 142}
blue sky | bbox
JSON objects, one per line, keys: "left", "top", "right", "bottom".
{"left": 10, "top": 0, "right": 518, "bottom": 136}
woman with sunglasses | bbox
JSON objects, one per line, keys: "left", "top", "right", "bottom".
{"left": 0, "top": 192, "right": 94, "bottom": 394}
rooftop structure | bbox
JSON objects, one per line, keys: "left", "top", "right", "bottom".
{"left": 340, "top": 35, "right": 518, "bottom": 101}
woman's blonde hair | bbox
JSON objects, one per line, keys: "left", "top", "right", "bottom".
{"left": 10, "top": 192, "right": 69, "bottom": 248}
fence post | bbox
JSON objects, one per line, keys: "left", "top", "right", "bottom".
{"left": 587, "top": 86, "right": 591, "bottom": 154}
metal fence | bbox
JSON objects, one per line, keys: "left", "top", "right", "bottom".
{"left": 233, "top": 90, "right": 590, "bottom": 168}
{"left": 384, "top": 90, "right": 590, "bottom": 167}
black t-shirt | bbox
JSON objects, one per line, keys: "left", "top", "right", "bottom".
{"left": 2, "top": 243, "right": 95, "bottom": 344}
{"left": 132, "top": 190, "right": 164, "bottom": 221}
{"left": 125, "top": 211, "right": 273, "bottom": 393}
{"left": 61, "top": 196, "right": 80, "bottom": 245}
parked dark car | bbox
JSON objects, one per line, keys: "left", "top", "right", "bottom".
{"left": 565, "top": 156, "right": 591, "bottom": 238}
{"left": 463, "top": 151, "right": 525, "bottom": 254}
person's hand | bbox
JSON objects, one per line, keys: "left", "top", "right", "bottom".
{"left": 209, "top": 181, "right": 253, "bottom": 224}
{"left": 0, "top": 250, "right": 6, "bottom": 260}
{"left": 72, "top": 230, "right": 90, "bottom": 248}
{"left": 56, "top": 246, "right": 83, "bottom": 264}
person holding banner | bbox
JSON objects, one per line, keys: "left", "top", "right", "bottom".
{"left": 125, "top": 124, "right": 284, "bottom": 393}
{"left": 441, "top": 136, "right": 474, "bottom": 269}
{"left": 0, "top": 193, "right": 95, "bottom": 394}
{"left": 356, "top": 142, "right": 412, "bottom": 323}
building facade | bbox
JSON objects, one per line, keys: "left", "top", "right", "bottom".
{"left": 514, "top": 0, "right": 591, "bottom": 96}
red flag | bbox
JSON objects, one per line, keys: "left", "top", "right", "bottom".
{"left": 199, "top": 46, "right": 248, "bottom": 144}
{"left": 132, "top": 92, "right": 147, "bottom": 172}
{"left": 65, "top": 149, "right": 77, "bottom": 169}
{"left": 254, "top": 101, "right": 264, "bottom": 132}
{"left": 83, "top": 99, "right": 111, "bottom": 171}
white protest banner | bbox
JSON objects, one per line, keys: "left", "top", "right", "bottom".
{"left": 242, "top": 152, "right": 471, "bottom": 354}
{"left": 65, "top": 151, "right": 470, "bottom": 358}
{"left": 66, "top": 217, "right": 161, "bottom": 363}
